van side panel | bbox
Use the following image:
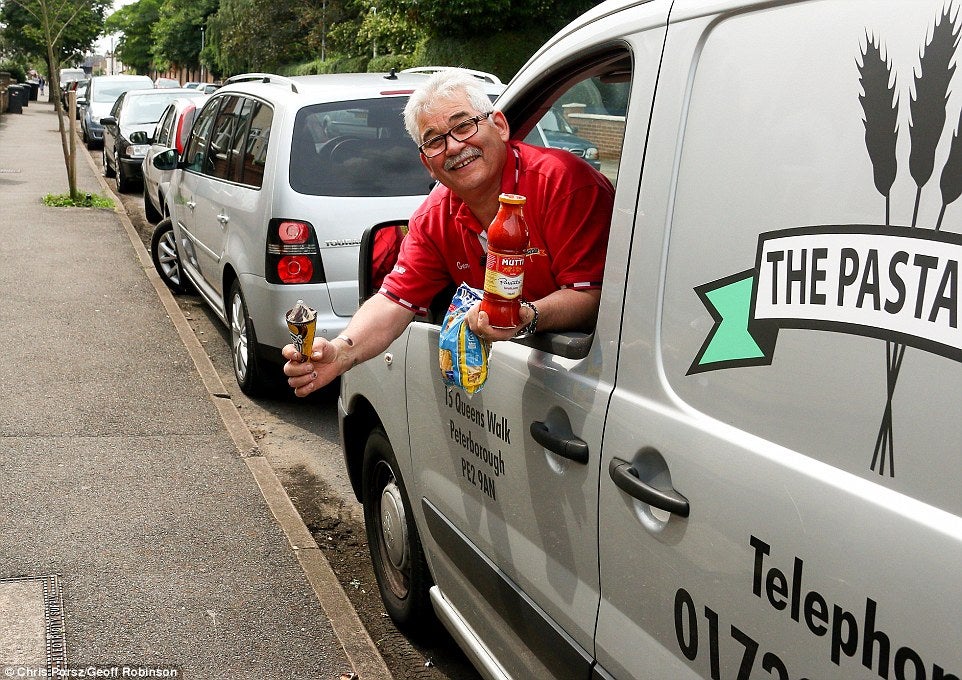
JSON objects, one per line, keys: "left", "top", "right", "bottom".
{"left": 598, "top": 1, "right": 962, "bottom": 678}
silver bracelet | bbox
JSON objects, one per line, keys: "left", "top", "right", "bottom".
{"left": 515, "top": 302, "right": 539, "bottom": 338}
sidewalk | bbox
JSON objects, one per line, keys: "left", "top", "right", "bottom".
{"left": 0, "top": 103, "right": 381, "bottom": 678}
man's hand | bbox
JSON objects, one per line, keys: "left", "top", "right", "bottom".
{"left": 466, "top": 302, "right": 533, "bottom": 342}
{"left": 282, "top": 338, "right": 343, "bottom": 397}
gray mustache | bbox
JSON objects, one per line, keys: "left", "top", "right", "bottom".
{"left": 444, "top": 148, "right": 482, "bottom": 171}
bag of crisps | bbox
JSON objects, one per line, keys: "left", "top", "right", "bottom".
{"left": 439, "top": 284, "right": 492, "bottom": 394}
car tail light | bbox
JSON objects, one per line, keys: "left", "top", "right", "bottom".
{"left": 175, "top": 105, "right": 196, "bottom": 154}
{"left": 266, "top": 219, "right": 325, "bottom": 285}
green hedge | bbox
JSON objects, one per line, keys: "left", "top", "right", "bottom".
{"left": 416, "top": 28, "right": 558, "bottom": 83}
{"left": 0, "top": 61, "right": 28, "bottom": 84}
{"left": 281, "top": 25, "right": 554, "bottom": 81}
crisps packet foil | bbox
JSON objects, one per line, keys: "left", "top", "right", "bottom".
{"left": 439, "top": 284, "right": 492, "bottom": 394}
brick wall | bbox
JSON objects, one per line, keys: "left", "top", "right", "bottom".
{"left": 561, "top": 103, "right": 626, "bottom": 162}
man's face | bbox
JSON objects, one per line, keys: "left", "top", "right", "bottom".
{"left": 416, "top": 93, "right": 509, "bottom": 199}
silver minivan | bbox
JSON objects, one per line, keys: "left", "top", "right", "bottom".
{"left": 339, "top": 1, "right": 962, "bottom": 678}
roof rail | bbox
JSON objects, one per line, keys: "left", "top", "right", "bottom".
{"left": 400, "top": 66, "right": 503, "bottom": 86}
{"left": 223, "top": 73, "right": 299, "bottom": 93}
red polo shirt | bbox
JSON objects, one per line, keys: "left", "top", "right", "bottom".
{"left": 380, "top": 141, "right": 614, "bottom": 315}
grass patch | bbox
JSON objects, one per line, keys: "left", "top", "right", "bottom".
{"left": 43, "top": 193, "right": 114, "bottom": 208}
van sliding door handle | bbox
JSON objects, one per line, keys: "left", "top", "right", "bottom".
{"left": 530, "top": 421, "right": 588, "bottom": 464}
{"left": 609, "top": 458, "right": 690, "bottom": 517}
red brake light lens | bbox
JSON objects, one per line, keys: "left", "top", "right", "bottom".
{"left": 277, "top": 256, "right": 314, "bottom": 284}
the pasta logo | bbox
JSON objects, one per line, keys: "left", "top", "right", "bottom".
{"left": 689, "top": 6, "right": 962, "bottom": 478}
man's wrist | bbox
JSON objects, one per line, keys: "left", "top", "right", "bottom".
{"left": 515, "top": 302, "right": 539, "bottom": 338}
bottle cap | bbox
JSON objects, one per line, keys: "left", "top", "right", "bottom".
{"left": 498, "top": 193, "right": 526, "bottom": 205}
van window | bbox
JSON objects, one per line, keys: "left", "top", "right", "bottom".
{"left": 289, "top": 98, "right": 432, "bottom": 197}
{"left": 513, "top": 58, "right": 630, "bottom": 188}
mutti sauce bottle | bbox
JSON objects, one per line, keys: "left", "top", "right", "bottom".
{"left": 480, "top": 193, "right": 529, "bottom": 328}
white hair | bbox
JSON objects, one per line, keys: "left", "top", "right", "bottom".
{"left": 403, "top": 69, "right": 494, "bottom": 144}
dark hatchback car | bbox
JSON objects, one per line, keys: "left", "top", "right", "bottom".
{"left": 101, "top": 88, "right": 196, "bottom": 192}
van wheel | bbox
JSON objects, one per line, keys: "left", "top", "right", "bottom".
{"left": 228, "top": 280, "right": 269, "bottom": 397}
{"left": 150, "top": 218, "right": 191, "bottom": 294}
{"left": 362, "top": 428, "right": 435, "bottom": 631}
{"left": 144, "top": 185, "right": 162, "bottom": 224}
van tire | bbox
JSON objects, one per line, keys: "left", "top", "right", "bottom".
{"left": 362, "top": 428, "right": 435, "bottom": 632}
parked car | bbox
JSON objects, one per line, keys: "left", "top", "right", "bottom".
{"left": 339, "top": 1, "right": 962, "bottom": 679}
{"left": 154, "top": 77, "right": 181, "bottom": 89}
{"left": 61, "top": 78, "right": 88, "bottom": 115}
{"left": 81, "top": 75, "right": 153, "bottom": 149}
{"left": 101, "top": 88, "right": 197, "bottom": 192}
{"left": 183, "top": 82, "right": 202, "bottom": 90}
{"left": 150, "top": 71, "right": 489, "bottom": 395}
{"left": 524, "top": 105, "right": 601, "bottom": 169}
{"left": 200, "top": 82, "right": 222, "bottom": 94}
{"left": 58, "top": 67, "right": 85, "bottom": 93}
{"left": 143, "top": 94, "right": 209, "bottom": 224}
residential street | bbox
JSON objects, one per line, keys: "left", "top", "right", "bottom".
{"left": 0, "top": 100, "right": 477, "bottom": 680}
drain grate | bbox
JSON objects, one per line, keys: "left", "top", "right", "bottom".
{"left": 0, "top": 574, "right": 66, "bottom": 673}
{"left": 0, "top": 169, "right": 22, "bottom": 173}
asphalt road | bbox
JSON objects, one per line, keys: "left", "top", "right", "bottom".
{"left": 90, "top": 144, "right": 481, "bottom": 680}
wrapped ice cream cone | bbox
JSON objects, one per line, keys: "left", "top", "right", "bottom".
{"left": 286, "top": 300, "right": 317, "bottom": 361}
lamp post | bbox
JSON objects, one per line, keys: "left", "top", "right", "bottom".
{"left": 200, "top": 26, "right": 205, "bottom": 83}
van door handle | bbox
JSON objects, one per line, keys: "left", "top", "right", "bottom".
{"left": 609, "top": 457, "right": 690, "bottom": 517}
{"left": 530, "top": 421, "right": 588, "bottom": 464}
{"left": 217, "top": 213, "right": 229, "bottom": 224}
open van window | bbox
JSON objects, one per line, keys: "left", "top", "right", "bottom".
{"left": 356, "top": 53, "right": 631, "bottom": 360}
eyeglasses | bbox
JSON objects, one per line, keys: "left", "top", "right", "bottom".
{"left": 418, "top": 112, "right": 493, "bottom": 158}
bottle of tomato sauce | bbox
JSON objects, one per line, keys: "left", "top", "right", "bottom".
{"left": 481, "top": 193, "right": 529, "bottom": 328}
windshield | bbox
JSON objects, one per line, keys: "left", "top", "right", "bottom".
{"left": 290, "top": 98, "right": 433, "bottom": 198}
{"left": 540, "top": 108, "right": 575, "bottom": 134}
{"left": 125, "top": 94, "right": 188, "bottom": 124}
{"left": 93, "top": 80, "right": 151, "bottom": 103}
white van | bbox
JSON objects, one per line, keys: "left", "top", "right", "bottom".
{"left": 338, "top": 0, "right": 962, "bottom": 678}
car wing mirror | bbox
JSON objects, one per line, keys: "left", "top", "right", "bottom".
{"left": 100, "top": 116, "right": 117, "bottom": 126}
{"left": 129, "top": 131, "right": 149, "bottom": 144}
{"left": 358, "top": 222, "right": 407, "bottom": 306}
{"left": 151, "top": 148, "right": 179, "bottom": 171}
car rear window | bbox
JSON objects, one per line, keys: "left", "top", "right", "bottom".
{"left": 290, "top": 98, "right": 433, "bottom": 197}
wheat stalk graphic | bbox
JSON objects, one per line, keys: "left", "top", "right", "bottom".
{"left": 858, "top": 33, "right": 900, "bottom": 475}
{"left": 864, "top": 6, "right": 961, "bottom": 476}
